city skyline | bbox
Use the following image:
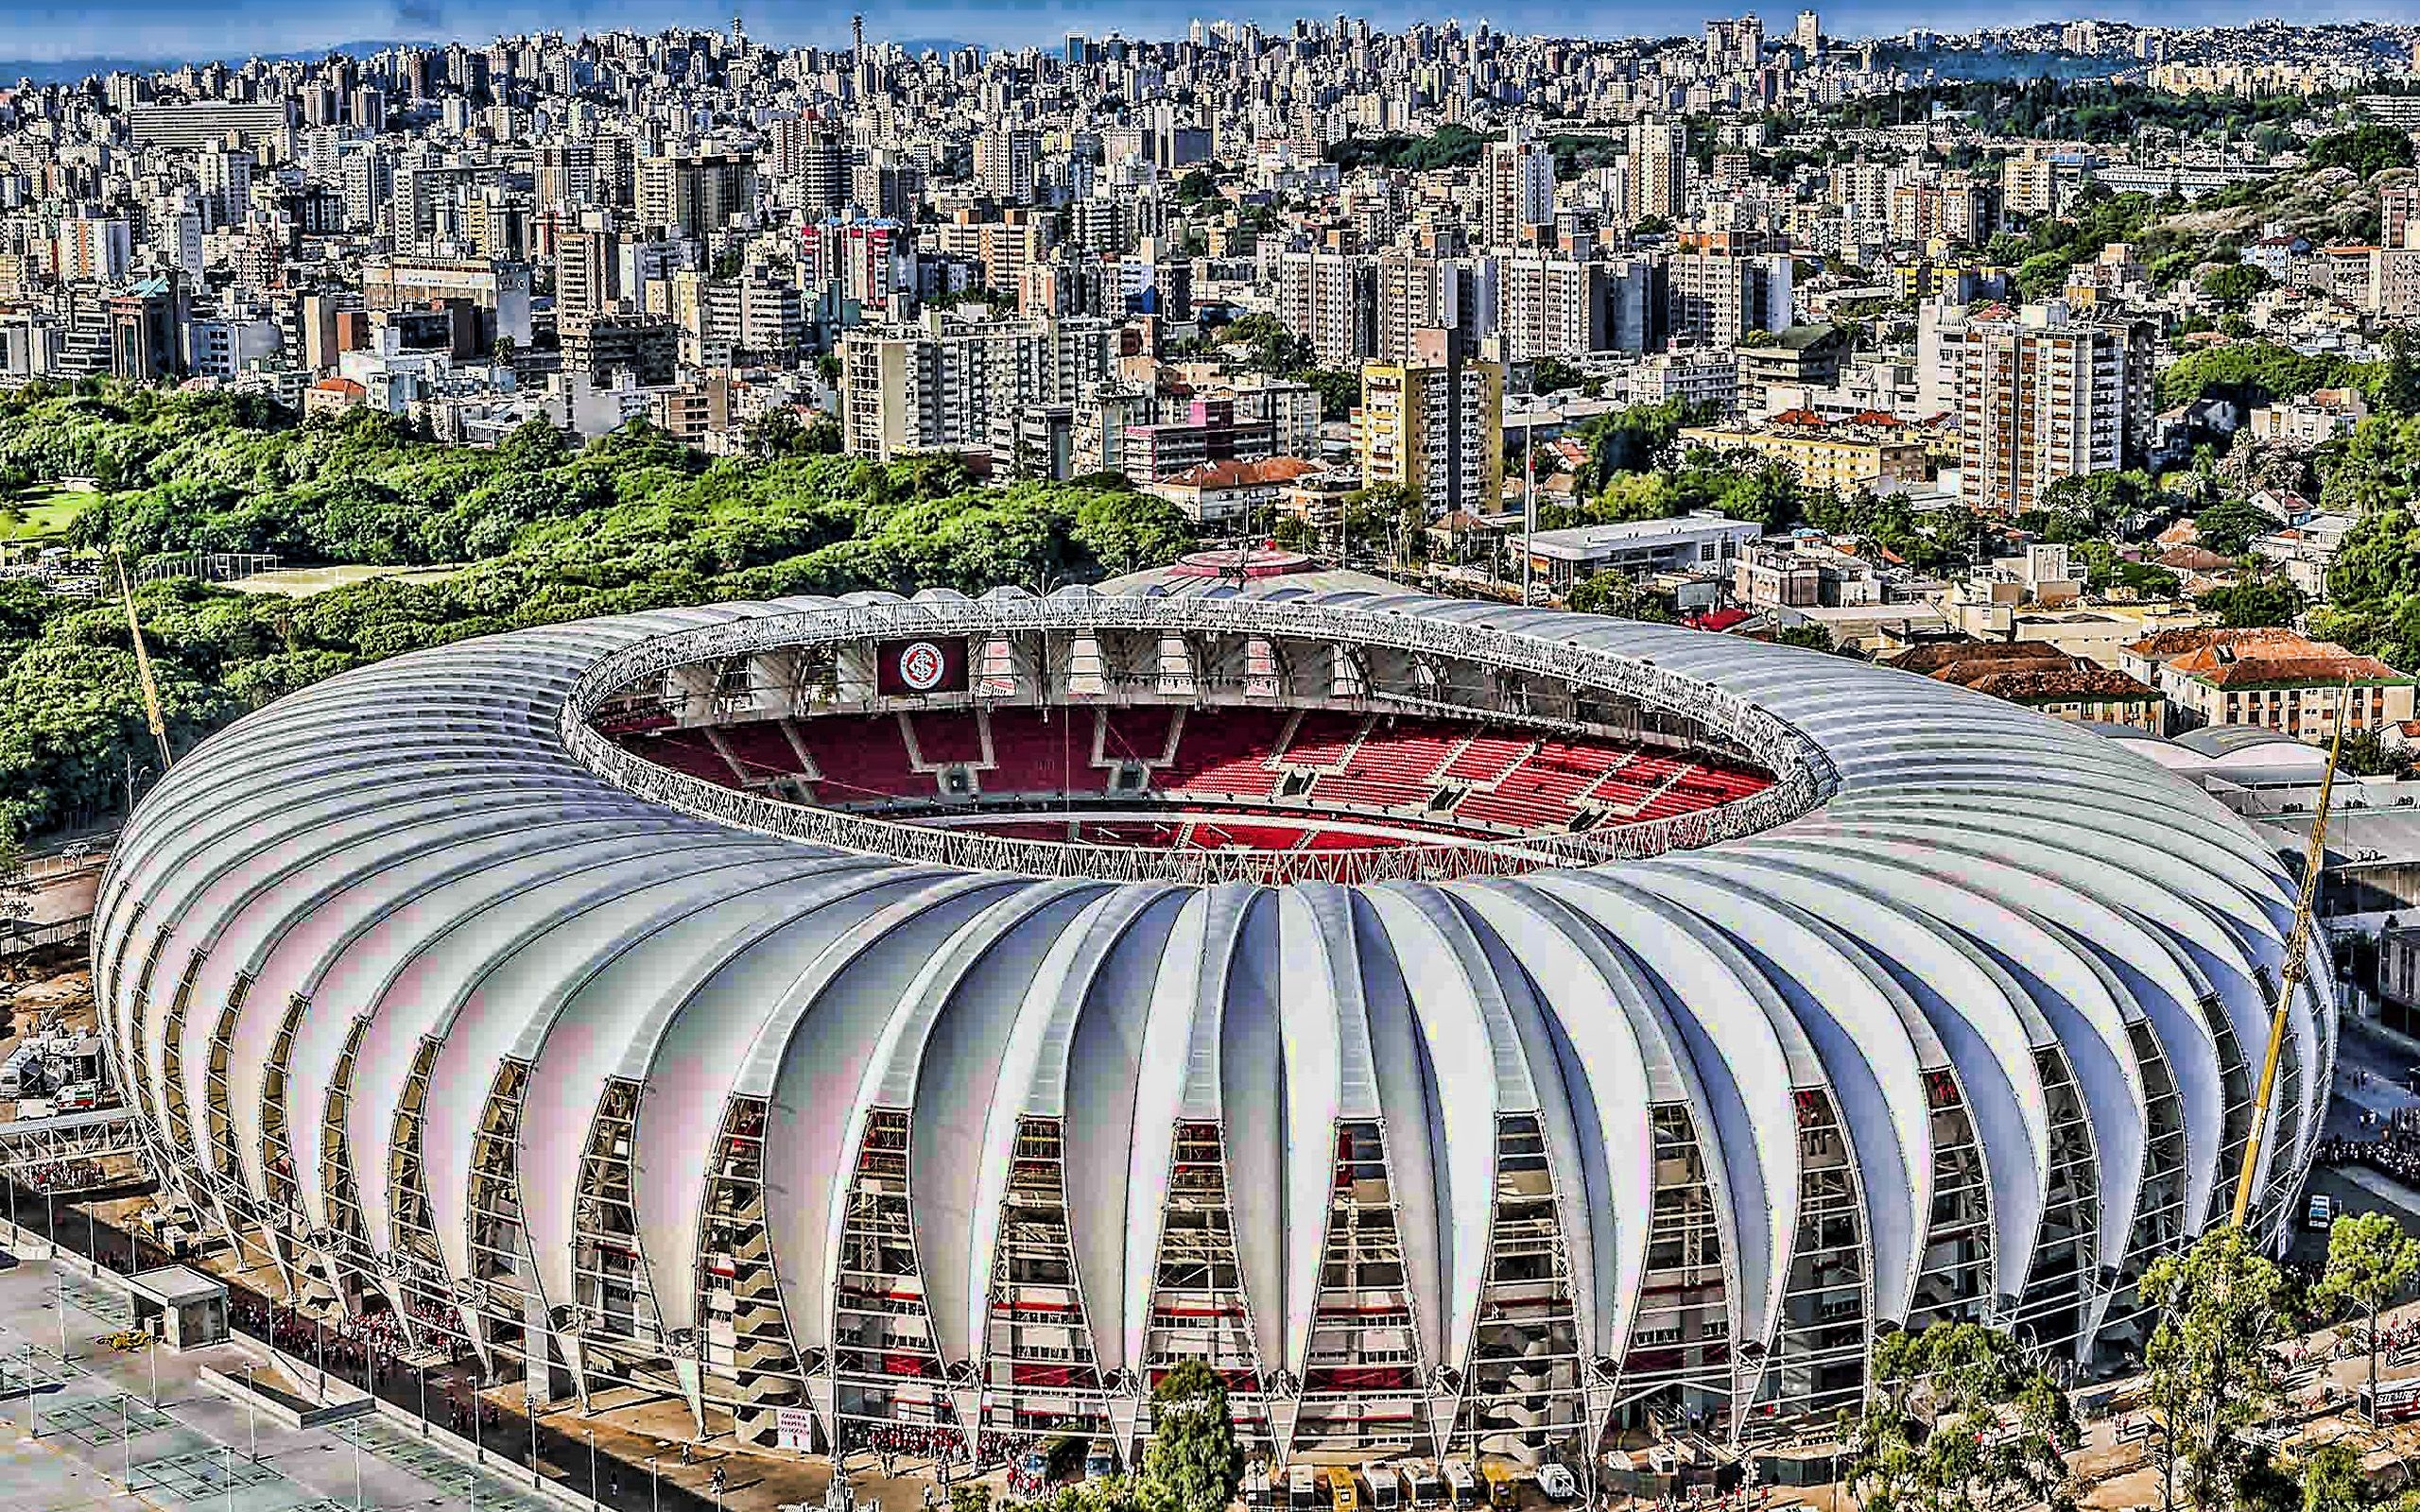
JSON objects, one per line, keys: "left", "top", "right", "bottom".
{"left": 0, "top": 0, "right": 2400, "bottom": 70}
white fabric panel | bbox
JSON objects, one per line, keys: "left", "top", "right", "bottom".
{"left": 1219, "top": 894, "right": 1288, "bottom": 1384}
{"left": 1274, "top": 888, "right": 1347, "bottom": 1382}
{"left": 763, "top": 879, "right": 1024, "bottom": 1358}
{"left": 1631, "top": 870, "right": 1930, "bottom": 1327}
{"left": 1531, "top": 873, "right": 1800, "bottom": 1357}
{"left": 1360, "top": 887, "right": 1501, "bottom": 1383}
{"left": 1348, "top": 891, "right": 1449, "bottom": 1381}
{"left": 967, "top": 888, "right": 1169, "bottom": 1375}
{"left": 871, "top": 882, "right": 1104, "bottom": 1366}
{"left": 1063, "top": 891, "right": 1188, "bottom": 1378}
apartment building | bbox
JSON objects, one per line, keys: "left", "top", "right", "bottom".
{"left": 839, "top": 312, "right": 1117, "bottom": 460}
{"left": 1957, "top": 302, "right": 2152, "bottom": 515}
{"left": 1356, "top": 329, "right": 1505, "bottom": 514}
{"left": 1678, "top": 411, "right": 1927, "bottom": 492}
{"left": 1278, "top": 249, "right": 1378, "bottom": 370}
{"left": 2120, "top": 627, "right": 2418, "bottom": 742}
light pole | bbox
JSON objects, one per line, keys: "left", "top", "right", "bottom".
{"left": 588, "top": 1428, "right": 599, "bottom": 1512}
{"left": 420, "top": 1361, "right": 430, "bottom": 1437}
{"left": 243, "top": 1364, "right": 257, "bottom": 1462}
{"left": 648, "top": 1456, "right": 659, "bottom": 1512}
{"left": 528, "top": 1393, "right": 541, "bottom": 1483}
{"left": 148, "top": 1331, "right": 159, "bottom": 1409}
{"left": 224, "top": 1444, "right": 235, "bottom": 1512}
{"left": 121, "top": 1393, "right": 131, "bottom": 1489}
{"left": 354, "top": 1425, "right": 365, "bottom": 1512}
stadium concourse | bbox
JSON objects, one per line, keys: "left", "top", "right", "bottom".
{"left": 87, "top": 563, "right": 2329, "bottom": 1479}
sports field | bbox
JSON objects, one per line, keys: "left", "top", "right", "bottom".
{"left": 222, "top": 563, "right": 465, "bottom": 596}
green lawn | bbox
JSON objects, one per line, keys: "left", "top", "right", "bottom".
{"left": 0, "top": 486, "right": 95, "bottom": 543}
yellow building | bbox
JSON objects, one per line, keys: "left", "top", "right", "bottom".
{"left": 1356, "top": 331, "right": 1505, "bottom": 513}
{"left": 1678, "top": 414, "right": 1928, "bottom": 493}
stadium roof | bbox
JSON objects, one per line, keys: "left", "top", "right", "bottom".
{"left": 92, "top": 585, "right": 2332, "bottom": 1405}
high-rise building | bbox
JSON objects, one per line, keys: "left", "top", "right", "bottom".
{"left": 198, "top": 147, "right": 253, "bottom": 232}
{"left": 799, "top": 215, "right": 910, "bottom": 317}
{"left": 1703, "top": 15, "right": 1764, "bottom": 71}
{"left": 2384, "top": 183, "right": 2420, "bottom": 250}
{"left": 1481, "top": 122, "right": 1556, "bottom": 247}
{"left": 1667, "top": 246, "right": 1792, "bottom": 347}
{"left": 854, "top": 155, "right": 924, "bottom": 223}
{"left": 1496, "top": 254, "right": 1606, "bottom": 360}
{"left": 1374, "top": 251, "right": 1453, "bottom": 367}
{"left": 1794, "top": 9, "right": 1822, "bottom": 51}
{"left": 770, "top": 118, "right": 851, "bottom": 216}
{"left": 974, "top": 125, "right": 1040, "bottom": 202}
{"left": 1357, "top": 328, "right": 1505, "bottom": 514}
{"left": 125, "top": 100, "right": 289, "bottom": 151}
{"left": 636, "top": 151, "right": 757, "bottom": 236}
{"left": 54, "top": 214, "right": 132, "bottom": 284}
{"left": 1626, "top": 117, "right": 1689, "bottom": 222}
{"left": 839, "top": 312, "right": 1116, "bottom": 459}
{"left": 535, "top": 142, "right": 598, "bottom": 208}
{"left": 1958, "top": 303, "right": 2153, "bottom": 515}
{"left": 1277, "top": 249, "right": 1377, "bottom": 370}
{"left": 554, "top": 217, "right": 619, "bottom": 326}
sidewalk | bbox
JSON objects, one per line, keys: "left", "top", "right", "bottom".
{"left": 0, "top": 1245, "right": 562, "bottom": 1512}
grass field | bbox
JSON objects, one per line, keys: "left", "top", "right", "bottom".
{"left": 0, "top": 484, "right": 95, "bottom": 543}
{"left": 224, "top": 562, "right": 466, "bottom": 596}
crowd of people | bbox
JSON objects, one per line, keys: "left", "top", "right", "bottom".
{"left": 855, "top": 1421, "right": 969, "bottom": 1475}
{"left": 2317, "top": 1103, "right": 2420, "bottom": 1186}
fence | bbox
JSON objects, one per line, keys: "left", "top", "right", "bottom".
{"left": 0, "top": 917, "right": 91, "bottom": 959}
{"left": 0, "top": 1181, "right": 732, "bottom": 1512}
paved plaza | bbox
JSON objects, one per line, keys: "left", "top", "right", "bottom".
{"left": 0, "top": 1247, "right": 570, "bottom": 1512}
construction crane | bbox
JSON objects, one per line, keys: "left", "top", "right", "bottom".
{"left": 2231, "top": 681, "right": 2351, "bottom": 1230}
{"left": 114, "top": 550, "right": 175, "bottom": 772}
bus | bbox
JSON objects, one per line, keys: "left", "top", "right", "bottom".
{"left": 1365, "top": 1466, "right": 1402, "bottom": 1512}
{"left": 1329, "top": 1469, "right": 1361, "bottom": 1512}
{"left": 1442, "top": 1462, "right": 1477, "bottom": 1509}
{"left": 1289, "top": 1465, "right": 1323, "bottom": 1512}
{"left": 1479, "top": 1461, "right": 1517, "bottom": 1512}
{"left": 1405, "top": 1464, "right": 1443, "bottom": 1506}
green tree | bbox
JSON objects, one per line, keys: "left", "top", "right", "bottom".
{"left": 1843, "top": 1323, "right": 2079, "bottom": 1512}
{"left": 2194, "top": 496, "right": 2280, "bottom": 558}
{"left": 2138, "top": 1227, "right": 2290, "bottom": 1512}
{"left": 1138, "top": 1361, "right": 1243, "bottom": 1512}
{"left": 2297, "top": 1439, "right": 2371, "bottom": 1512}
{"left": 952, "top": 1485, "right": 995, "bottom": 1512}
{"left": 2199, "top": 578, "right": 2307, "bottom": 628}
{"left": 0, "top": 816, "right": 28, "bottom": 925}
{"left": 2308, "top": 125, "right": 2415, "bottom": 180}
{"left": 1564, "top": 569, "right": 1672, "bottom": 621}
{"left": 2199, "top": 264, "right": 2275, "bottom": 313}
{"left": 2319, "top": 1211, "right": 2420, "bottom": 1422}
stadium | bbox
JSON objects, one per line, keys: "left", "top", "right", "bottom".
{"left": 90, "top": 567, "right": 2330, "bottom": 1470}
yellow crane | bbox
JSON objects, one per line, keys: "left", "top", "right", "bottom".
{"left": 114, "top": 550, "right": 175, "bottom": 772}
{"left": 2231, "top": 680, "right": 2351, "bottom": 1229}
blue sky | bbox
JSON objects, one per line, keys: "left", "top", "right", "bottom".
{"left": 0, "top": 0, "right": 2397, "bottom": 68}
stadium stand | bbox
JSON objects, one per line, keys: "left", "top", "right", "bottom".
{"left": 618, "top": 704, "right": 1775, "bottom": 847}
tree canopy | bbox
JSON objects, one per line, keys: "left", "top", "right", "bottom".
{"left": 0, "top": 385, "right": 1197, "bottom": 838}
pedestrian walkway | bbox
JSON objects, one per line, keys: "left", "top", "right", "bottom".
{"left": 0, "top": 1249, "right": 575, "bottom": 1512}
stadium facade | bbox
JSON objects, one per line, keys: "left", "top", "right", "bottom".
{"left": 91, "top": 584, "right": 2330, "bottom": 1466}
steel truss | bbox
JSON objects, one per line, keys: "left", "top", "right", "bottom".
{"left": 560, "top": 594, "right": 1841, "bottom": 884}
